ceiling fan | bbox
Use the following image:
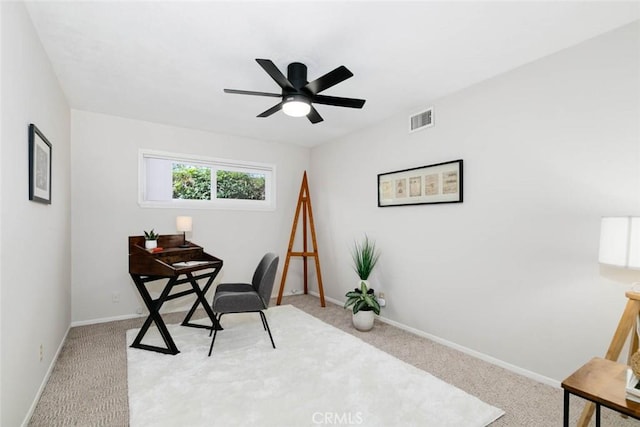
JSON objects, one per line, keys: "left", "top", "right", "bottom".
{"left": 224, "top": 59, "right": 366, "bottom": 124}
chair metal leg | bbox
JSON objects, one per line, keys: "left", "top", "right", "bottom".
{"left": 260, "top": 311, "right": 267, "bottom": 330}
{"left": 209, "top": 312, "right": 222, "bottom": 337}
{"left": 208, "top": 313, "right": 223, "bottom": 356}
{"left": 260, "top": 311, "right": 276, "bottom": 349}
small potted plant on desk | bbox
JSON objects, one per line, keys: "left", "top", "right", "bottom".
{"left": 344, "top": 235, "right": 381, "bottom": 331}
{"left": 144, "top": 229, "right": 159, "bottom": 250}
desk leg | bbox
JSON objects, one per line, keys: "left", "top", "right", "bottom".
{"left": 130, "top": 275, "right": 180, "bottom": 355}
{"left": 563, "top": 390, "right": 569, "bottom": 427}
{"left": 182, "top": 271, "right": 222, "bottom": 330}
{"left": 596, "top": 403, "right": 601, "bottom": 427}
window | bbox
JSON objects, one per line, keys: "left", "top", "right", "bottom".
{"left": 139, "top": 150, "right": 276, "bottom": 210}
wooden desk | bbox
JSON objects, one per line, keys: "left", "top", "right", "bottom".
{"left": 562, "top": 357, "right": 640, "bottom": 426}
{"left": 128, "top": 235, "right": 223, "bottom": 355}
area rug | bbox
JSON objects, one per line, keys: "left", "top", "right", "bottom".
{"left": 127, "top": 305, "right": 504, "bottom": 426}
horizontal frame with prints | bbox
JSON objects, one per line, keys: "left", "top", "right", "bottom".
{"left": 377, "top": 159, "right": 463, "bottom": 207}
{"left": 29, "top": 123, "right": 52, "bottom": 204}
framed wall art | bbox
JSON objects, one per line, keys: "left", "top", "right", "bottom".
{"left": 29, "top": 123, "right": 52, "bottom": 204}
{"left": 378, "top": 159, "right": 463, "bottom": 207}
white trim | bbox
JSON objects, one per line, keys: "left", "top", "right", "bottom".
{"left": 71, "top": 313, "right": 144, "bottom": 327}
{"left": 375, "top": 314, "right": 559, "bottom": 388}
{"left": 138, "top": 149, "right": 276, "bottom": 211}
{"left": 309, "top": 291, "right": 560, "bottom": 389}
{"left": 69, "top": 305, "right": 199, "bottom": 327}
{"left": 22, "top": 326, "right": 70, "bottom": 427}
{"left": 139, "top": 198, "right": 276, "bottom": 211}
{"left": 140, "top": 149, "right": 274, "bottom": 170}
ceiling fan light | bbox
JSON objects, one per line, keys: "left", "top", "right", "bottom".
{"left": 282, "top": 96, "right": 311, "bottom": 117}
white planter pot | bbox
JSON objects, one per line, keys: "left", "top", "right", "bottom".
{"left": 145, "top": 240, "right": 157, "bottom": 249}
{"left": 352, "top": 310, "right": 374, "bottom": 332}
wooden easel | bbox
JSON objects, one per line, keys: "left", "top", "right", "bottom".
{"left": 577, "top": 291, "right": 640, "bottom": 426}
{"left": 276, "top": 171, "right": 325, "bottom": 307}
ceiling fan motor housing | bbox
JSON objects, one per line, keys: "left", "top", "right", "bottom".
{"left": 287, "top": 62, "right": 309, "bottom": 91}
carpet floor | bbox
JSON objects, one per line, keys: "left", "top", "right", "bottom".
{"left": 28, "top": 294, "right": 639, "bottom": 426}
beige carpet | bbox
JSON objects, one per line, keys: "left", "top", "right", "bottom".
{"left": 29, "top": 294, "right": 639, "bottom": 426}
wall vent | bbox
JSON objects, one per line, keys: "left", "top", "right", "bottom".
{"left": 409, "top": 107, "right": 434, "bottom": 133}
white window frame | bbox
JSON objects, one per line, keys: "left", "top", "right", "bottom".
{"left": 138, "top": 149, "right": 276, "bottom": 211}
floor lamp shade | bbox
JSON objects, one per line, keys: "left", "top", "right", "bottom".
{"left": 599, "top": 217, "right": 640, "bottom": 269}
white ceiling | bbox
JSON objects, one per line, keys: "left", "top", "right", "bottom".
{"left": 25, "top": 1, "right": 640, "bottom": 147}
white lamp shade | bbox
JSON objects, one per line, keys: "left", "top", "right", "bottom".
{"left": 176, "top": 216, "right": 192, "bottom": 233}
{"left": 599, "top": 216, "right": 640, "bottom": 269}
{"left": 282, "top": 95, "right": 311, "bottom": 117}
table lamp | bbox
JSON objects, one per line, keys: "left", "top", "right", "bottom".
{"left": 176, "top": 216, "right": 192, "bottom": 248}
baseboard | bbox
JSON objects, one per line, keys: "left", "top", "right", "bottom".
{"left": 72, "top": 289, "right": 303, "bottom": 327}
{"left": 22, "top": 326, "right": 70, "bottom": 427}
{"left": 71, "top": 312, "right": 144, "bottom": 327}
{"left": 376, "top": 314, "right": 559, "bottom": 388}
{"left": 307, "top": 291, "right": 560, "bottom": 389}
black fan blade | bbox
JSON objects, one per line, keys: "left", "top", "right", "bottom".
{"left": 257, "top": 102, "right": 283, "bottom": 118}
{"left": 304, "top": 66, "right": 353, "bottom": 95}
{"left": 224, "top": 89, "right": 281, "bottom": 98}
{"left": 307, "top": 106, "right": 324, "bottom": 124}
{"left": 312, "top": 94, "right": 366, "bottom": 109}
{"left": 256, "top": 59, "right": 294, "bottom": 91}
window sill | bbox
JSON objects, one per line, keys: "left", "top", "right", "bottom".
{"left": 138, "top": 199, "right": 276, "bottom": 211}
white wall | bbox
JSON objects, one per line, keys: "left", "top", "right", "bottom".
{"left": 310, "top": 22, "right": 640, "bottom": 382}
{"left": 71, "top": 111, "right": 310, "bottom": 323}
{"left": 3, "top": 11, "right": 635, "bottom": 427}
{"left": 0, "top": 2, "right": 71, "bottom": 426}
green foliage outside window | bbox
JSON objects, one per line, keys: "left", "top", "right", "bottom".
{"left": 216, "top": 170, "right": 265, "bottom": 200}
{"left": 172, "top": 164, "right": 211, "bottom": 200}
{"left": 172, "top": 165, "right": 265, "bottom": 201}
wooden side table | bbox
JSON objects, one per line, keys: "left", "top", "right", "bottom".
{"left": 562, "top": 357, "right": 640, "bottom": 426}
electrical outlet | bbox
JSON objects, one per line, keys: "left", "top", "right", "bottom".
{"left": 291, "top": 289, "right": 299, "bottom": 294}
{"left": 378, "top": 292, "right": 386, "bottom": 307}
{"left": 136, "top": 307, "right": 143, "bottom": 315}
{"left": 112, "top": 292, "right": 120, "bottom": 303}
{"left": 39, "top": 344, "right": 43, "bottom": 362}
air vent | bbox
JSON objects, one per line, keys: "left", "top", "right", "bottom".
{"left": 409, "top": 108, "right": 434, "bottom": 133}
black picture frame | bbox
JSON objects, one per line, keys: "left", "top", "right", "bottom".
{"left": 28, "top": 124, "right": 52, "bottom": 204}
{"left": 378, "top": 159, "right": 463, "bottom": 207}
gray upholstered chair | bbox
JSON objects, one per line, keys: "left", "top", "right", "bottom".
{"left": 208, "top": 252, "right": 279, "bottom": 356}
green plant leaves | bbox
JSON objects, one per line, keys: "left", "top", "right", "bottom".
{"left": 351, "top": 235, "right": 380, "bottom": 280}
{"left": 172, "top": 164, "right": 212, "bottom": 200}
{"left": 216, "top": 170, "right": 265, "bottom": 200}
{"left": 144, "top": 229, "right": 159, "bottom": 240}
{"left": 344, "top": 280, "right": 381, "bottom": 315}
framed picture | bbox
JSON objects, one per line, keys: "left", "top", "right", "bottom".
{"left": 29, "top": 124, "right": 52, "bottom": 204}
{"left": 378, "top": 159, "right": 463, "bottom": 207}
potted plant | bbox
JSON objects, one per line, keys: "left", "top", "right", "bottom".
{"left": 144, "top": 229, "right": 159, "bottom": 249}
{"left": 344, "top": 281, "right": 381, "bottom": 331}
{"left": 344, "top": 235, "right": 381, "bottom": 331}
